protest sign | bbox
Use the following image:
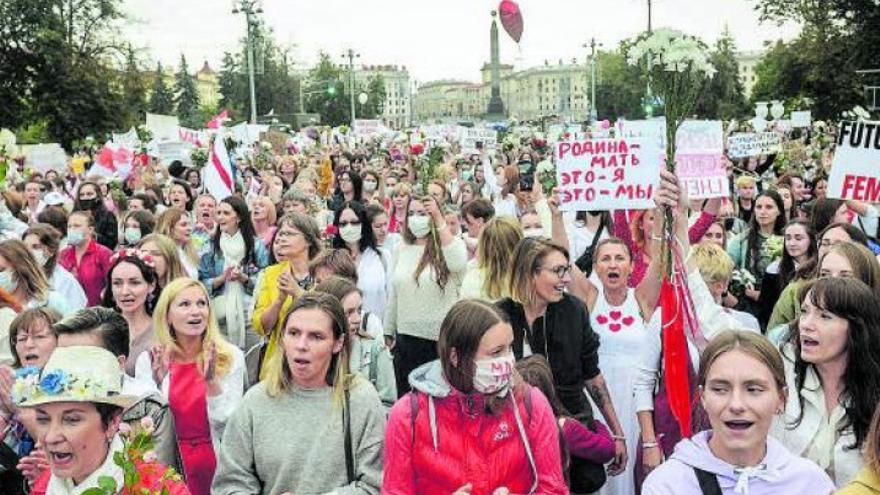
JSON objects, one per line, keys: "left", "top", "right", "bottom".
{"left": 675, "top": 120, "right": 728, "bottom": 199}
{"left": 555, "top": 137, "right": 661, "bottom": 211}
{"left": 112, "top": 128, "right": 139, "bottom": 148}
{"left": 146, "top": 113, "right": 180, "bottom": 141}
{"left": 354, "top": 119, "right": 384, "bottom": 137}
{"left": 154, "top": 141, "right": 192, "bottom": 166}
{"left": 459, "top": 128, "right": 498, "bottom": 153}
{"left": 791, "top": 111, "right": 812, "bottom": 128}
{"left": 827, "top": 121, "right": 880, "bottom": 202}
{"left": 727, "top": 132, "right": 783, "bottom": 158}
{"left": 618, "top": 120, "right": 727, "bottom": 199}
{"left": 22, "top": 144, "right": 67, "bottom": 174}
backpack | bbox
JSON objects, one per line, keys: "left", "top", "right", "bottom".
{"left": 694, "top": 467, "right": 722, "bottom": 495}
{"left": 573, "top": 219, "right": 607, "bottom": 277}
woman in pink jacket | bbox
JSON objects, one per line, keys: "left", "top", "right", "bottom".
{"left": 382, "top": 299, "right": 567, "bottom": 495}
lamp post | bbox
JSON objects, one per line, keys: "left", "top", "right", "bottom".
{"left": 342, "top": 49, "right": 360, "bottom": 128}
{"left": 232, "top": 0, "right": 262, "bottom": 124}
{"left": 583, "top": 38, "right": 602, "bottom": 123}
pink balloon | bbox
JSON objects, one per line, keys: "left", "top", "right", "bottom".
{"left": 499, "top": 0, "right": 523, "bottom": 43}
{"left": 601, "top": 119, "right": 611, "bottom": 130}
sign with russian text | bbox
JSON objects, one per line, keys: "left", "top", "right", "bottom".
{"left": 791, "top": 111, "right": 812, "bottom": 128}
{"left": 827, "top": 121, "right": 880, "bottom": 202}
{"left": 23, "top": 144, "right": 67, "bottom": 173}
{"left": 354, "top": 119, "right": 384, "bottom": 137}
{"left": 459, "top": 128, "right": 498, "bottom": 153}
{"left": 727, "top": 132, "right": 783, "bottom": 158}
{"left": 675, "top": 120, "right": 728, "bottom": 199}
{"left": 555, "top": 137, "right": 660, "bottom": 211}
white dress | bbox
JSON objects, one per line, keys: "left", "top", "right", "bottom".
{"left": 590, "top": 286, "right": 650, "bottom": 495}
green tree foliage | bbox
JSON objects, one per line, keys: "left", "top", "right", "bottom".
{"left": 593, "top": 46, "right": 648, "bottom": 121}
{"left": 218, "top": 23, "right": 301, "bottom": 123}
{"left": 174, "top": 55, "right": 201, "bottom": 127}
{"left": 148, "top": 62, "right": 175, "bottom": 115}
{"left": 305, "top": 52, "right": 348, "bottom": 126}
{"left": 120, "top": 47, "right": 148, "bottom": 128}
{"left": 694, "top": 27, "right": 749, "bottom": 120}
{"left": 359, "top": 74, "right": 387, "bottom": 119}
{"left": 0, "top": 0, "right": 137, "bottom": 147}
{"left": 751, "top": 0, "right": 871, "bottom": 118}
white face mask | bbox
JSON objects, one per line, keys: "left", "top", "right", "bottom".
{"left": 363, "top": 180, "right": 378, "bottom": 192}
{"left": 0, "top": 271, "right": 17, "bottom": 294}
{"left": 30, "top": 249, "right": 47, "bottom": 267}
{"left": 339, "top": 224, "right": 362, "bottom": 244}
{"left": 124, "top": 227, "right": 142, "bottom": 245}
{"left": 523, "top": 228, "right": 544, "bottom": 238}
{"left": 472, "top": 353, "right": 515, "bottom": 396}
{"left": 67, "top": 229, "right": 87, "bottom": 246}
{"left": 407, "top": 215, "right": 431, "bottom": 238}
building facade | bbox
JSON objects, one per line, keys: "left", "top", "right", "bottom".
{"left": 413, "top": 59, "right": 591, "bottom": 123}
{"left": 355, "top": 65, "right": 411, "bottom": 129}
{"left": 736, "top": 50, "right": 763, "bottom": 98}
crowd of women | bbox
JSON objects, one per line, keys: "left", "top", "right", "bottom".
{"left": 0, "top": 124, "right": 877, "bottom": 495}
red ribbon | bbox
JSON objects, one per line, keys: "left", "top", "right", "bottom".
{"left": 660, "top": 275, "right": 691, "bottom": 438}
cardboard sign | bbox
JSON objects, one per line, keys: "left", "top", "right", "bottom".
{"left": 145, "top": 113, "right": 180, "bottom": 141}
{"left": 22, "top": 144, "right": 67, "bottom": 173}
{"left": 827, "top": 121, "right": 880, "bottom": 202}
{"left": 618, "top": 120, "right": 728, "bottom": 199}
{"left": 555, "top": 137, "right": 661, "bottom": 211}
{"left": 459, "top": 128, "right": 498, "bottom": 154}
{"left": 675, "top": 121, "right": 728, "bottom": 199}
{"left": 354, "top": 119, "right": 384, "bottom": 137}
{"left": 727, "top": 132, "right": 783, "bottom": 158}
{"left": 791, "top": 111, "right": 812, "bottom": 128}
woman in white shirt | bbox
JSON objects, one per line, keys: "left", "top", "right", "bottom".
{"left": 22, "top": 224, "right": 87, "bottom": 311}
{"left": 772, "top": 276, "right": 880, "bottom": 487}
{"left": 331, "top": 200, "right": 390, "bottom": 318}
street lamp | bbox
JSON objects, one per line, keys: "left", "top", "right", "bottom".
{"left": 583, "top": 38, "right": 602, "bottom": 123}
{"left": 341, "top": 49, "right": 361, "bottom": 128}
{"left": 232, "top": 0, "right": 263, "bottom": 124}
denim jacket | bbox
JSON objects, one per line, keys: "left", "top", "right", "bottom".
{"left": 198, "top": 237, "right": 269, "bottom": 297}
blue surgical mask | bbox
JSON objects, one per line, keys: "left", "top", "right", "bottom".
{"left": 124, "top": 227, "right": 142, "bottom": 245}
{"left": 67, "top": 230, "right": 86, "bottom": 246}
{"left": 0, "top": 271, "right": 17, "bottom": 294}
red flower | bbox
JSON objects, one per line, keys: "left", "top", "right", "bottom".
{"left": 409, "top": 143, "right": 425, "bottom": 156}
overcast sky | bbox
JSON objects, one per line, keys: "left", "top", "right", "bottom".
{"left": 121, "top": 0, "right": 800, "bottom": 82}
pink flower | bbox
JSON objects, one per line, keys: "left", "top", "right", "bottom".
{"left": 139, "top": 416, "right": 155, "bottom": 433}
{"left": 118, "top": 423, "right": 132, "bottom": 436}
{"left": 143, "top": 450, "right": 158, "bottom": 463}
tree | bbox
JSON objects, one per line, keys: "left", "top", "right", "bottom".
{"left": 593, "top": 46, "right": 647, "bottom": 121}
{"left": 218, "top": 51, "right": 246, "bottom": 118}
{"left": 694, "top": 27, "right": 748, "bottom": 120}
{"left": 305, "top": 52, "right": 348, "bottom": 126}
{"left": 359, "top": 74, "right": 387, "bottom": 119}
{"left": 752, "top": 0, "right": 872, "bottom": 118}
{"left": 148, "top": 62, "right": 175, "bottom": 115}
{"left": 174, "top": 55, "right": 201, "bottom": 127}
{"left": 120, "top": 46, "right": 148, "bottom": 128}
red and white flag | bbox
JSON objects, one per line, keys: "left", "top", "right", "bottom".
{"left": 204, "top": 137, "right": 234, "bottom": 201}
{"left": 206, "top": 109, "right": 230, "bottom": 129}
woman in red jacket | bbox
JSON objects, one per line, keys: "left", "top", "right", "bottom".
{"left": 382, "top": 299, "right": 567, "bottom": 495}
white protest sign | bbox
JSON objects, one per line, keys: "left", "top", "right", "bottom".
{"left": 112, "top": 127, "right": 140, "bottom": 148}
{"left": 23, "top": 144, "right": 67, "bottom": 173}
{"left": 727, "top": 132, "right": 783, "bottom": 158}
{"left": 675, "top": 121, "right": 728, "bottom": 199}
{"left": 155, "top": 141, "right": 192, "bottom": 166}
{"left": 178, "top": 128, "right": 208, "bottom": 147}
{"left": 827, "top": 121, "right": 880, "bottom": 203}
{"left": 618, "top": 120, "right": 728, "bottom": 199}
{"left": 354, "top": 119, "right": 384, "bottom": 137}
{"left": 791, "top": 111, "right": 812, "bottom": 128}
{"left": 555, "top": 137, "right": 661, "bottom": 211}
{"left": 145, "top": 113, "right": 180, "bottom": 141}
{"left": 459, "top": 128, "right": 498, "bottom": 153}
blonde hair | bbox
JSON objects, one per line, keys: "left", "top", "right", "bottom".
{"left": 866, "top": 405, "right": 880, "bottom": 473}
{"left": 155, "top": 208, "right": 197, "bottom": 265}
{"left": 0, "top": 239, "right": 50, "bottom": 302}
{"left": 152, "top": 278, "right": 235, "bottom": 379}
{"left": 691, "top": 241, "right": 735, "bottom": 284}
{"left": 263, "top": 292, "right": 354, "bottom": 408}
{"left": 508, "top": 237, "right": 569, "bottom": 307}
{"left": 735, "top": 175, "right": 757, "bottom": 188}
{"left": 136, "top": 233, "right": 186, "bottom": 288}
{"left": 252, "top": 196, "right": 277, "bottom": 226}
{"left": 477, "top": 217, "right": 523, "bottom": 300}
